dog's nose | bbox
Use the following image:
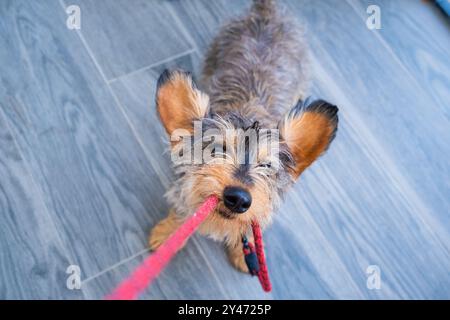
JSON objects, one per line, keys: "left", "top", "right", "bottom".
{"left": 223, "top": 186, "right": 252, "bottom": 213}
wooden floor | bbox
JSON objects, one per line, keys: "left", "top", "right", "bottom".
{"left": 0, "top": 0, "right": 449, "bottom": 299}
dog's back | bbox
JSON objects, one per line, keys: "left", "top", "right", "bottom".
{"left": 202, "top": 0, "right": 310, "bottom": 127}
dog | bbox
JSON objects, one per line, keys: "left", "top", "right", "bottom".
{"left": 149, "top": 0, "right": 338, "bottom": 273}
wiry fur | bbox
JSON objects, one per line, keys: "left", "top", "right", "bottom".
{"left": 202, "top": 0, "right": 310, "bottom": 128}
{"left": 150, "top": 0, "right": 339, "bottom": 272}
{"left": 166, "top": 113, "right": 294, "bottom": 245}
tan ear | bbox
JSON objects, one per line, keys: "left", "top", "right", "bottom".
{"left": 156, "top": 69, "right": 209, "bottom": 135}
{"left": 280, "top": 99, "right": 338, "bottom": 178}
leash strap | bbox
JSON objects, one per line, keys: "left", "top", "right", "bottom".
{"left": 242, "top": 221, "right": 272, "bottom": 292}
{"left": 106, "top": 196, "right": 219, "bottom": 300}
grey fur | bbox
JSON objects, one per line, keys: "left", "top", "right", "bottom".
{"left": 202, "top": 0, "right": 310, "bottom": 127}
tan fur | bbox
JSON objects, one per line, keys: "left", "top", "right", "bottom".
{"left": 193, "top": 164, "right": 257, "bottom": 246}
{"left": 282, "top": 111, "right": 336, "bottom": 177}
{"left": 157, "top": 72, "right": 209, "bottom": 134}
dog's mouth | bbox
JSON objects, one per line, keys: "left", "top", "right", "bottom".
{"left": 217, "top": 205, "right": 237, "bottom": 220}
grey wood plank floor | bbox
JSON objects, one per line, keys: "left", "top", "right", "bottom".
{"left": 0, "top": 0, "right": 449, "bottom": 299}
{"left": 0, "top": 111, "right": 84, "bottom": 299}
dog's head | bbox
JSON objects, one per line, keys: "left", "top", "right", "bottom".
{"left": 156, "top": 70, "right": 338, "bottom": 242}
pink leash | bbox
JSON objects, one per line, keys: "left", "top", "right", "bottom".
{"left": 106, "top": 195, "right": 271, "bottom": 300}
{"left": 251, "top": 220, "right": 272, "bottom": 292}
{"left": 242, "top": 221, "right": 272, "bottom": 292}
{"left": 106, "top": 196, "right": 218, "bottom": 300}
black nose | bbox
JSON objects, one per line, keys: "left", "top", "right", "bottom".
{"left": 223, "top": 186, "right": 252, "bottom": 213}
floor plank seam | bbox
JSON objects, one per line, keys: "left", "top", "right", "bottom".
{"left": 107, "top": 48, "right": 197, "bottom": 84}
{"left": 81, "top": 247, "right": 150, "bottom": 286}
{"left": 163, "top": 1, "right": 202, "bottom": 59}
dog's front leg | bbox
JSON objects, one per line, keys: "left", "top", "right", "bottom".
{"left": 148, "top": 209, "right": 186, "bottom": 251}
{"left": 226, "top": 237, "right": 253, "bottom": 274}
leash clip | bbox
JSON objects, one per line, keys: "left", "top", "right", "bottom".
{"left": 242, "top": 236, "right": 260, "bottom": 276}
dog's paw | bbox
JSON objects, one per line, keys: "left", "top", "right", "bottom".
{"left": 148, "top": 217, "right": 175, "bottom": 251}
{"left": 148, "top": 223, "right": 170, "bottom": 251}
{"left": 226, "top": 245, "right": 249, "bottom": 274}
{"left": 148, "top": 212, "right": 186, "bottom": 251}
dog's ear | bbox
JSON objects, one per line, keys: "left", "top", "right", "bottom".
{"left": 279, "top": 99, "right": 338, "bottom": 179}
{"left": 156, "top": 69, "right": 209, "bottom": 135}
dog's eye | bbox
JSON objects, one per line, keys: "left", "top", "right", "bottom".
{"left": 257, "top": 163, "right": 271, "bottom": 169}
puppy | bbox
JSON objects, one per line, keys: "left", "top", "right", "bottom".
{"left": 149, "top": 0, "right": 338, "bottom": 273}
